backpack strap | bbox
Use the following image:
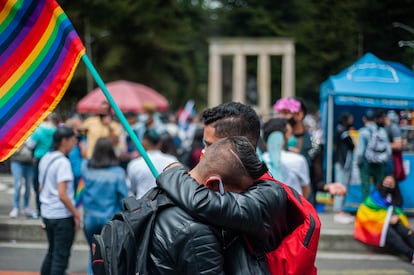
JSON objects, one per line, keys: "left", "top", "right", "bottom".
{"left": 40, "top": 154, "right": 65, "bottom": 189}
{"left": 122, "top": 188, "right": 172, "bottom": 211}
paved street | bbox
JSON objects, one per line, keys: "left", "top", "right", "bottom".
{"left": 0, "top": 242, "right": 88, "bottom": 274}
{"left": 1, "top": 242, "right": 413, "bottom": 274}
{"left": 0, "top": 172, "right": 414, "bottom": 274}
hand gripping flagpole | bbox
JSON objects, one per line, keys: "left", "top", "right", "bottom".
{"left": 81, "top": 55, "right": 159, "bottom": 178}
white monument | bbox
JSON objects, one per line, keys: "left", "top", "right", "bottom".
{"left": 208, "top": 38, "right": 295, "bottom": 115}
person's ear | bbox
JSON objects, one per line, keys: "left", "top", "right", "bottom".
{"left": 205, "top": 175, "right": 224, "bottom": 195}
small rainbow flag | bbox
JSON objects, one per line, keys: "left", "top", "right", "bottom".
{"left": 0, "top": 0, "right": 85, "bottom": 161}
{"left": 75, "top": 177, "right": 85, "bottom": 208}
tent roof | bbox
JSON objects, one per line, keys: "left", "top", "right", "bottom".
{"left": 320, "top": 53, "right": 414, "bottom": 107}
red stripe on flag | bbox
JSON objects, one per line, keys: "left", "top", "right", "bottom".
{"left": 0, "top": 1, "right": 54, "bottom": 87}
{"left": 0, "top": 40, "right": 81, "bottom": 154}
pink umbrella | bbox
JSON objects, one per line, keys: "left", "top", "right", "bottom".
{"left": 77, "top": 80, "right": 169, "bottom": 114}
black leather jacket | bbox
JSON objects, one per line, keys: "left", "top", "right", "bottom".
{"left": 148, "top": 201, "right": 225, "bottom": 274}
{"left": 156, "top": 166, "right": 289, "bottom": 274}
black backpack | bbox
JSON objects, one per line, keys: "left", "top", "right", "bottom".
{"left": 91, "top": 188, "right": 173, "bottom": 275}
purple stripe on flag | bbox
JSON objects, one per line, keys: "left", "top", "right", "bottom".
{"left": 0, "top": 0, "right": 46, "bottom": 66}
{"left": 0, "top": 32, "right": 74, "bottom": 140}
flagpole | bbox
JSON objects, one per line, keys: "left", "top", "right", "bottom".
{"left": 81, "top": 54, "right": 159, "bottom": 178}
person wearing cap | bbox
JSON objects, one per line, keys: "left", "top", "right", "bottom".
{"left": 38, "top": 126, "right": 80, "bottom": 275}
{"left": 355, "top": 109, "right": 392, "bottom": 200}
{"left": 127, "top": 129, "right": 178, "bottom": 199}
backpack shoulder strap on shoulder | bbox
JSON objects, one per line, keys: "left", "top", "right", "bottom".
{"left": 123, "top": 188, "right": 163, "bottom": 211}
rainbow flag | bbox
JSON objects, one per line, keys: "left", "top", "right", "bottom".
{"left": 75, "top": 177, "right": 85, "bottom": 208}
{"left": 354, "top": 190, "right": 409, "bottom": 247}
{"left": 0, "top": 0, "right": 85, "bottom": 161}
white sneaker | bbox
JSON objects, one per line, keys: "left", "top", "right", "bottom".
{"left": 9, "top": 208, "right": 19, "bottom": 218}
{"left": 333, "top": 212, "right": 355, "bottom": 224}
{"left": 23, "top": 207, "right": 38, "bottom": 219}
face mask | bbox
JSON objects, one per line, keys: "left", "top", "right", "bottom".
{"left": 383, "top": 186, "right": 395, "bottom": 193}
{"left": 288, "top": 117, "right": 296, "bottom": 127}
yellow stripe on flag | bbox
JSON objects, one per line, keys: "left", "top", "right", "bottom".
{"left": 0, "top": 5, "right": 62, "bottom": 97}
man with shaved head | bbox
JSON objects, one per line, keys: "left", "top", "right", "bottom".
{"left": 148, "top": 136, "right": 268, "bottom": 274}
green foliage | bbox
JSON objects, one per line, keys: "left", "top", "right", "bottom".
{"left": 60, "top": 0, "right": 414, "bottom": 114}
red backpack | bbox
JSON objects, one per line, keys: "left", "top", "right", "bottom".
{"left": 256, "top": 173, "right": 321, "bottom": 275}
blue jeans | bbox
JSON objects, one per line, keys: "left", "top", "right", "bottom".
{"left": 84, "top": 215, "right": 110, "bottom": 275}
{"left": 41, "top": 217, "right": 75, "bottom": 275}
{"left": 10, "top": 161, "right": 33, "bottom": 209}
{"left": 333, "top": 162, "right": 352, "bottom": 212}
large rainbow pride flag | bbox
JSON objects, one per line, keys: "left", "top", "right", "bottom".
{"left": 0, "top": 0, "right": 85, "bottom": 161}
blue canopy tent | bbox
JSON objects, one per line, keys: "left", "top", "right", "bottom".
{"left": 320, "top": 52, "right": 414, "bottom": 213}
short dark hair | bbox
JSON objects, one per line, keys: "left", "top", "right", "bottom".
{"left": 88, "top": 137, "right": 119, "bottom": 168}
{"left": 295, "top": 97, "right": 307, "bottom": 116}
{"left": 338, "top": 112, "right": 353, "bottom": 125}
{"left": 51, "top": 126, "right": 75, "bottom": 150}
{"left": 364, "top": 109, "right": 375, "bottom": 120}
{"left": 262, "top": 118, "right": 287, "bottom": 142}
{"left": 143, "top": 129, "right": 161, "bottom": 146}
{"left": 202, "top": 102, "right": 260, "bottom": 147}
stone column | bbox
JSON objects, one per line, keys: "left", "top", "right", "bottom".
{"left": 208, "top": 52, "right": 222, "bottom": 107}
{"left": 282, "top": 52, "right": 295, "bottom": 98}
{"left": 257, "top": 53, "right": 270, "bottom": 115}
{"left": 232, "top": 53, "right": 246, "bottom": 102}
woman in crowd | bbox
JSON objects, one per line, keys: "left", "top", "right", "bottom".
{"left": 354, "top": 174, "right": 414, "bottom": 264}
{"left": 81, "top": 137, "right": 129, "bottom": 274}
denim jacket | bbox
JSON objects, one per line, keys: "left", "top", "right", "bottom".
{"left": 81, "top": 161, "right": 128, "bottom": 219}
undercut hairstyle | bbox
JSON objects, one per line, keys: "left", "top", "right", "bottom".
{"left": 88, "top": 137, "right": 119, "bottom": 168}
{"left": 202, "top": 102, "right": 261, "bottom": 148}
{"left": 201, "top": 136, "right": 268, "bottom": 190}
{"left": 262, "top": 118, "right": 287, "bottom": 142}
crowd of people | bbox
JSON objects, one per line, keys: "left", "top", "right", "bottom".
{"left": 7, "top": 97, "right": 414, "bottom": 274}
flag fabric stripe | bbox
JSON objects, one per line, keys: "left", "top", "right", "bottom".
{"left": 0, "top": 0, "right": 34, "bottom": 51}
{"left": 0, "top": 15, "right": 70, "bottom": 111}
{"left": 0, "top": 0, "right": 85, "bottom": 161}
{"left": 0, "top": 2, "right": 48, "bottom": 77}
{"left": 1, "top": 35, "right": 81, "bottom": 141}
{"left": 0, "top": 0, "right": 20, "bottom": 30}
{"left": 0, "top": 0, "right": 54, "bottom": 88}
{"left": 1, "top": 39, "right": 80, "bottom": 152}
{"left": 0, "top": 18, "right": 71, "bottom": 122}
